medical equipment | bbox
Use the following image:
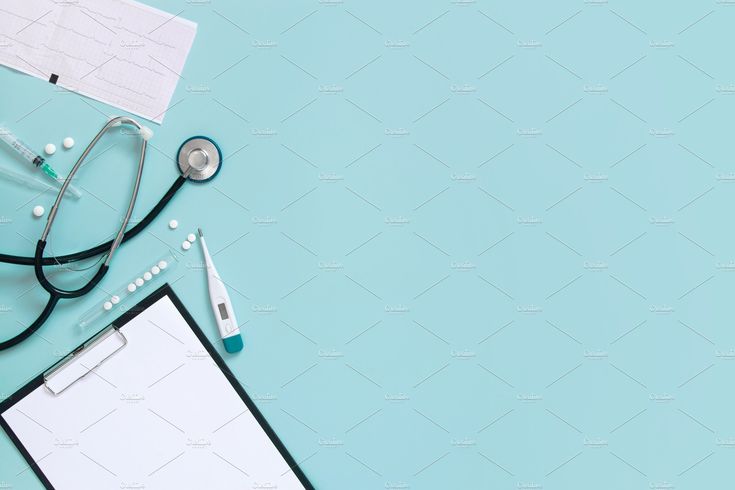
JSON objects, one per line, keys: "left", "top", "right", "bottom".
{"left": 178, "top": 136, "right": 222, "bottom": 181}
{"left": 77, "top": 251, "right": 178, "bottom": 328}
{"left": 0, "top": 125, "right": 82, "bottom": 199}
{"left": 0, "top": 164, "right": 58, "bottom": 194}
{"left": 198, "top": 228, "right": 243, "bottom": 353}
{"left": 0, "top": 116, "right": 224, "bottom": 351}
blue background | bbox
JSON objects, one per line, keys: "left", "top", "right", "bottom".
{"left": 1, "top": 0, "right": 734, "bottom": 488}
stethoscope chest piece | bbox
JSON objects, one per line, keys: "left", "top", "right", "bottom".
{"left": 177, "top": 136, "right": 222, "bottom": 182}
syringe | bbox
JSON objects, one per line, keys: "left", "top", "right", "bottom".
{"left": 0, "top": 125, "right": 82, "bottom": 199}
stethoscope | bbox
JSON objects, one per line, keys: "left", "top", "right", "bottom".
{"left": 0, "top": 116, "right": 223, "bottom": 350}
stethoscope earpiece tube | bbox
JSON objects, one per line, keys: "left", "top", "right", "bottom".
{"left": 30, "top": 116, "right": 145, "bottom": 300}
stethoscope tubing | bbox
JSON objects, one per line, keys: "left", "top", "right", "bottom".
{"left": 0, "top": 177, "right": 186, "bottom": 266}
{"left": 0, "top": 176, "right": 184, "bottom": 351}
{"left": 33, "top": 117, "right": 147, "bottom": 298}
{"left": 0, "top": 295, "right": 58, "bottom": 350}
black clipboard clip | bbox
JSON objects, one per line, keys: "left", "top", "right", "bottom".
{"left": 43, "top": 325, "right": 128, "bottom": 396}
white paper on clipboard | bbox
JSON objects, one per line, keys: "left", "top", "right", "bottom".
{"left": 0, "top": 292, "right": 308, "bottom": 490}
{"left": 0, "top": 0, "right": 197, "bottom": 123}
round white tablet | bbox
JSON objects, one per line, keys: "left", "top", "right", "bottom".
{"left": 111, "top": 295, "right": 120, "bottom": 304}
{"left": 182, "top": 240, "right": 191, "bottom": 251}
{"left": 187, "top": 233, "right": 196, "bottom": 243}
{"left": 151, "top": 265, "right": 160, "bottom": 275}
{"left": 127, "top": 283, "right": 136, "bottom": 292}
{"left": 135, "top": 277, "right": 144, "bottom": 287}
{"left": 63, "top": 137, "right": 74, "bottom": 149}
{"left": 169, "top": 219, "right": 178, "bottom": 230}
{"left": 143, "top": 271, "right": 152, "bottom": 281}
{"left": 159, "top": 260, "right": 168, "bottom": 270}
{"left": 44, "top": 143, "right": 56, "bottom": 155}
{"left": 103, "top": 301, "right": 112, "bottom": 311}
{"left": 32, "top": 205, "right": 45, "bottom": 217}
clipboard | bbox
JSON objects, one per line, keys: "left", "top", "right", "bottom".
{"left": 0, "top": 284, "right": 314, "bottom": 490}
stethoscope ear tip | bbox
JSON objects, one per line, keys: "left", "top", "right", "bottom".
{"left": 140, "top": 126, "right": 154, "bottom": 141}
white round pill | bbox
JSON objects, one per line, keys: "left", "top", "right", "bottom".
{"left": 44, "top": 143, "right": 56, "bottom": 155}
{"left": 143, "top": 271, "right": 152, "bottom": 281}
{"left": 111, "top": 295, "right": 120, "bottom": 304}
{"left": 127, "top": 283, "right": 136, "bottom": 292}
{"left": 151, "top": 265, "right": 160, "bottom": 275}
{"left": 169, "top": 219, "right": 178, "bottom": 230}
{"left": 32, "top": 205, "right": 44, "bottom": 217}
{"left": 135, "top": 277, "right": 144, "bottom": 287}
{"left": 182, "top": 240, "right": 191, "bottom": 251}
{"left": 159, "top": 260, "right": 168, "bottom": 270}
{"left": 187, "top": 233, "right": 196, "bottom": 243}
{"left": 63, "top": 137, "right": 74, "bottom": 149}
{"left": 103, "top": 301, "right": 112, "bottom": 311}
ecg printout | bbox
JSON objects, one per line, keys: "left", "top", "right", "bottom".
{"left": 0, "top": 0, "right": 197, "bottom": 123}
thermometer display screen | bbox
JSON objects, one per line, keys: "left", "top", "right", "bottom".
{"left": 217, "top": 303, "right": 229, "bottom": 320}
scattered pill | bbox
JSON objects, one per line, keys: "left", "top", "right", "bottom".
{"left": 32, "top": 205, "right": 45, "bottom": 217}
{"left": 44, "top": 143, "right": 56, "bottom": 155}
{"left": 135, "top": 277, "right": 144, "bottom": 287}
{"left": 127, "top": 283, "right": 136, "bottom": 292}
{"left": 103, "top": 301, "right": 113, "bottom": 311}
{"left": 187, "top": 233, "right": 196, "bottom": 243}
{"left": 159, "top": 260, "right": 168, "bottom": 270}
{"left": 151, "top": 265, "right": 160, "bottom": 275}
{"left": 143, "top": 271, "right": 152, "bottom": 281}
{"left": 182, "top": 240, "right": 191, "bottom": 251}
{"left": 111, "top": 295, "right": 120, "bottom": 304}
{"left": 63, "top": 137, "right": 74, "bottom": 149}
{"left": 169, "top": 219, "right": 178, "bottom": 230}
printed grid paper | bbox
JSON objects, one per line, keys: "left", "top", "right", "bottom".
{"left": 0, "top": 0, "right": 197, "bottom": 123}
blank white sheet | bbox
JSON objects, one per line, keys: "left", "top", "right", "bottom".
{"left": 1, "top": 295, "right": 306, "bottom": 490}
{"left": 0, "top": 0, "right": 197, "bottom": 123}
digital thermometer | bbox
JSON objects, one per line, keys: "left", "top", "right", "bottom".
{"left": 198, "top": 228, "right": 243, "bottom": 353}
